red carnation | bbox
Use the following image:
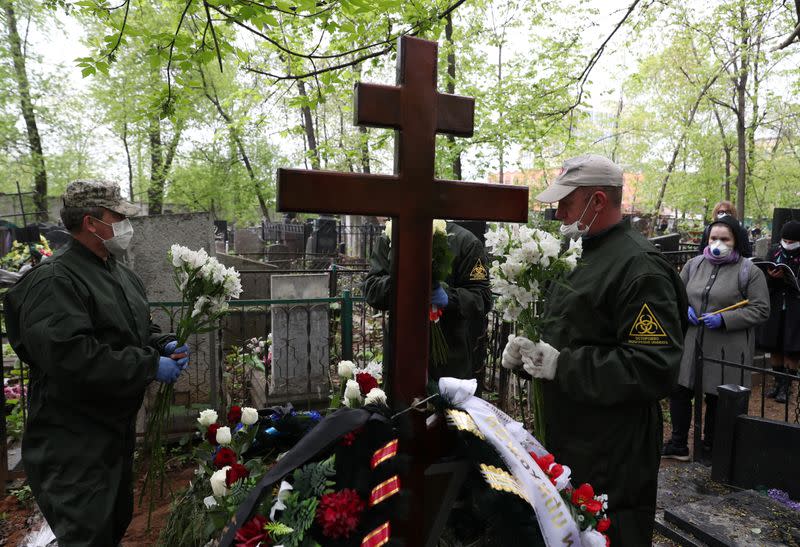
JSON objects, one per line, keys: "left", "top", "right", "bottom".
{"left": 228, "top": 405, "right": 243, "bottom": 424}
{"left": 596, "top": 518, "right": 611, "bottom": 533}
{"left": 226, "top": 463, "right": 250, "bottom": 487}
{"left": 548, "top": 463, "right": 564, "bottom": 484}
{"left": 531, "top": 452, "right": 554, "bottom": 472}
{"left": 214, "top": 447, "right": 238, "bottom": 469}
{"left": 234, "top": 514, "right": 272, "bottom": 547}
{"left": 355, "top": 372, "right": 379, "bottom": 396}
{"left": 572, "top": 483, "right": 603, "bottom": 514}
{"left": 316, "top": 488, "right": 365, "bottom": 539}
{"left": 206, "top": 423, "right": 220, "bottom": 445}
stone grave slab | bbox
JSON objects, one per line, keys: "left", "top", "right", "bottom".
{"left": 127, "top": 212, "right": 217, "bottom": 432}
{"left": 234, "top": 227, "right": 264, "bottom": 256}
{"left": 268, "top": 273, "right": 330, "bottom": 404}
{"left": 665, "top": 489, "right": 800, "bottom": 547}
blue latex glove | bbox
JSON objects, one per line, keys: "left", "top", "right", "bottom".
{"left": 687, "top": 306, "right": 699, "bottom": 326}
{"left": 431, "top": 285, "right": 449, "bottom": 308}
{"left": 703, "top": 313, "right": 723, "bottom": 329}
{"left": 163, "top": 340, "right": 191, "bottom": 369}
{"left": 156, "top": 356, "right": 182, "bottom": 384}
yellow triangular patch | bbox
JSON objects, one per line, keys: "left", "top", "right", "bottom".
{"left": 628, "top": 303, "right": 668, "bottom": 344}
{"left": 470, "top": 259, "right": 488, "bottom": 281}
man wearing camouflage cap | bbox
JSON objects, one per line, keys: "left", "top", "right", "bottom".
{"left": 502, "top": 155, "right": 688, "bottom": 545}
{"left": 4, "top": 180, "right": 190, "bottom": 546}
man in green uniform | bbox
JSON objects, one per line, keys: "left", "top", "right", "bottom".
{"left": 502, "top": 155, "right": 687, "bottom": 546}
{"left": 4, "top": 180, "right": 190, "bottom": 547}
{"left": 364, "top": 221, "right": 492, "bottom": 382}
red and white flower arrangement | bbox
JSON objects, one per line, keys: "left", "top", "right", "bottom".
{"left": 336, "top": 359, "right": 387, "bottom": 409}
{"left": 530, "top": 451, "right": 611, "bottom": 546}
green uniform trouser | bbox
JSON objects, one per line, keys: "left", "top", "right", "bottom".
{"left": 23, "top": 416, "right": 136, "bottom": 547}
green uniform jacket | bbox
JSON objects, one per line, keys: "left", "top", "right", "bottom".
{"left": 4, "top": 239, "right": 169, "bottom": 547}
{"left": 364, "top": 222, "right": 492, "bottom": 381}
{"left": 541, "top": 221, "right": 687, "bottom": 547}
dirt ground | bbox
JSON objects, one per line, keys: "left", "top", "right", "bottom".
{"left": 0, "top": 463, "right": 196, "bottom": 547}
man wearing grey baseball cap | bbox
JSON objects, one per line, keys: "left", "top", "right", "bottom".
{"left": 4, "top": 179, "right": 190, "bottom": 546}
{"left": 502, "top": 154, "right": 688, "bottom": 545}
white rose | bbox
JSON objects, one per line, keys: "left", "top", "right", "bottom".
{"left": 432, "top": 219, "right": 447, "bottom": 235}
{"left": 210, "top": 466, "right": 230, "bottom": 497}
{"left": 241, "top": 407, "right": 259, "bottom": 426}
{"left": 343, "top": 379, "right": 363, "bottom": 407}
{"left": 197, "top": 409, "right": 218, "bottom": 427}
{"left": 364, "top": 388, "right": 387, "bottom": 406}
{"left": 384, "top": 219, "right": 392, "bottom": 241}
{"left": 337, "top": 360, "right": 356, "bottom": 379}
{"left": 216, "top": 426, "right": 232, "bottom": 445}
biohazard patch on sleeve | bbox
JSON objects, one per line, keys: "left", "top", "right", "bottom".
{"left": 470, "top": 259, "right": 488, "bottom": 281}
{"left": 628, "top": 303, "right": 670, "bottom": 346}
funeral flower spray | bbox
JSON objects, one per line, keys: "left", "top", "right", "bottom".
{"left": 485, "top": 224, "right": 582, "bottom": 438}
{"left": 140, "top": 245, "right": 242, "bottom": 525}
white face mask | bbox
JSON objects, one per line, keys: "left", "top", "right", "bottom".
{"left": 93, "top": 217, "right": 134, "bottom": 255}
{"left": 708, "top": 240, "right": 732, "bottom": 258}
{"left": 782, "top": 239, "right": 800, "bottom": 251}
{"left": 559, "top": 194, "right": 598, "bottom": 240}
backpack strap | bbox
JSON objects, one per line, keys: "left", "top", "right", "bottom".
{"left": 738, "top": 257, "right": 751, "bottom": 300}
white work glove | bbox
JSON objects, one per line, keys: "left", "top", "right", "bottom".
{"left": 521, "top": 340, "right": 560, "bottom": 381}
{"left": 501, "top": 335, "right": 538, "bottom": 370}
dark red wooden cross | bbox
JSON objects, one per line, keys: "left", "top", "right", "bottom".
{"left": 277, "top": 35, "right": 528, "bottom": 543}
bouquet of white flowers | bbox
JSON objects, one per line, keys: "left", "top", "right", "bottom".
{"left": 141, "top": 245, "right": 242, "bottom": 524}
{"left": 485, "top": 224, "right": 582, "bottom": 437}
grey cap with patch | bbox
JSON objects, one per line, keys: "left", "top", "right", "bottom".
{"left": 62, "top": 179, "right": 139, "bottom": 216}
{"left": 535, "top": 154, "right": 624, "bottom": 203}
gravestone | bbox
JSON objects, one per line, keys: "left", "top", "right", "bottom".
{"left": 126, "top": 212, "right": 218, "bottom": 432}
{"left": 266, "top": 243, "right": 291, "bottom": 266}
{"left": 649, "top": 233, "right": 680, "bottom": 252}
{"left": 234, "top": 227, "right": 264, "bottom": 256}
{"left": 753, "top": 236, "right": 770, "bottom": 259}
{"left": 268, "top": 273, "right": 330, "bottom": 404}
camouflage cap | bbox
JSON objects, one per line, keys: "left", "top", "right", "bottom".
{"left": 62, "top": 179, "right": 139, "bottom": 216}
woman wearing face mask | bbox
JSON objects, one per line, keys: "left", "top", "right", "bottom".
{"left": 697, "top": 200, "right": 752, "bottom": 257}
{"left": 757, "top": 220, "right": 800, "bottom": 403}
{"left": 662, "top": 216, "right": 770, "bottom": 462}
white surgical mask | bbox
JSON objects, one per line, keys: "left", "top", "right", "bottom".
{"left": 781, "top": 239, "right": 800, "bottom": 251}
{"left": 716, "top": 212, "right": 731, "bottom": 219}
{"left": 93, "top": 217, "right": 134, "bottom": 255}
{"left": 559, "top": 194, "right": 598, "bottom": 240}
{"left": 708, "top": 240, "right": 732, "bottom": 258}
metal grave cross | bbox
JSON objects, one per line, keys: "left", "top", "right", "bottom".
{"left": 278, "top": 35, "right": 528, "bottom": 407}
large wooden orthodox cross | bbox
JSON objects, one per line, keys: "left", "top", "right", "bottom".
{"left": 277, "top": 35, "right": 528, "bottom": 544}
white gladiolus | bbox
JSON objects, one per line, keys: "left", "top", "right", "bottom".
{"left": 364, "top": 361, "right": 383, "bottom": 381}
{"left": 197, "top": 409, "right": 218, "bottom": 427}
{"left": 210, "top": 466, "right": 230, "bottom": 497}
{"left": 270, "top": 481, "right": 294, "bottom": 519}
{"left": 364, "top": 388, "right": 387, "bottom": 406}
{"left": 241, "top": 407, "right": 259, "bottom": 426}
{"left": 337, "top": 360, "right": 356, "bottom": 379}
{"left": 216, "top": 426, "right": 232, "bottom": 445}
{"left": 343, "top": 379, "right": 363, "bottom": 407}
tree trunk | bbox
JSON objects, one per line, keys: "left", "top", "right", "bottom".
{"left": 148, "top": 118, "right": 182, "bottom": 215}
{"left": 734, "top": 1, "right": 749, "bottom": 220}
{"left": 298, "top": 80, "right": 320, "bottom": 169}
{"left": 148, "top": 118, "right": 164, "bottom": 215}
{"left": 651, "top": 70, "right": 721, "bottom": 234}
{"left": 445, "top": 13, "right": 462, "bottom": 180}
{"left": 2, "top": 0, "right": 47, "bottom": 220}
{"left": 712, "top": 106, "right": 732, "bottom": 201}
{"left": 497, "top": 42, "right": 504, "bottom": 184}
{"left": 122, "top": 122, "right": 134, "bottom": 201}
{"left": 359, "top": 126, "right": 370, "bottom": 174}
{"left": 201, "top": 73, "right": 271, "bottom": 220}
{"left": 611, "top": 91, "right": 624, "bottom": 163}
